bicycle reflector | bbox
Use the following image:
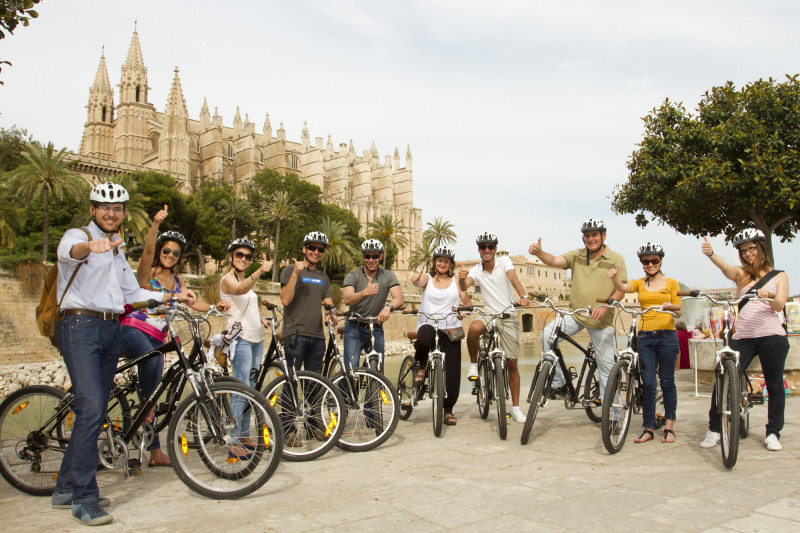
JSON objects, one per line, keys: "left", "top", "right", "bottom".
{"left": 262, "top": 424, "right": 270, "bottom": 448}
{"left": 181, "top": 434, "right": 188, "bottom": 456}
{"left": 269, "top": 394, "right": 278, "bottom": 407}
{"left": 11, "top": 401, "right": 29, "bottom": 415}
{"left": 325, "top": 413, "right": 338, "bottom": 437}
{"left": 380, "top": 390, "right": 389, "bottom": 405}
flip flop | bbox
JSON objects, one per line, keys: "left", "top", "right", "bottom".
{"left": 634, "top": 429, "right": 654, "bottom": 443}
{"left": 148, "top": 458, "right": 172, "bottom": 468}
{"left": 444, "top": 413, "right": 457, "bottom": 426}
{"left": 662, "top": 428, "right": 676, "bottom": 443}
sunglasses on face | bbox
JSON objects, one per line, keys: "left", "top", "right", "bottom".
{"left": 640, "top": 258, "right": 661, "bottom": 266}
{"left": 306, "top": 244, "right": 326, "bottom": 254}
{"left": 161, "top": 247, "right": 181, "bottom": 258}
{"left": 234, "top": 251, "right": 254, "bottom": 261}
{"left": 363, "top": 253, "right": 380, "bottom": 260}
{"left": 479, "top": 244, "right": 496, "bottom": 251}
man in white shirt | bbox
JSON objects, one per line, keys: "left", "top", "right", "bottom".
{"left": 458, "top": 232, "right": 530, "bottom": 423}
{"left": 51, "top": 183, "right": 194, "bottom": 526}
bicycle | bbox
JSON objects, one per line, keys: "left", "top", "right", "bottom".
{"left": 0, "top": 299, "right": 284, "bottom": 499}
{"left": 319, "top": 307, "right": 399, "bottom": 452}
{"left": 520, "top": 297, "right": 601, "bottom": 445}
{"left": 396, "top": 308, "right": 470, "bottom": 437}
{"left": 680, "top": 290, "right": 771, "bottom": 469}
{"left": 254, "top": 301, "right": 346, "bottom": 461}
{"left": 328, "top": 310, "right": 401, "bottom": 375}
{"left": 468, "top": 305, "right": 519, "bottom": 440}
{"left": 599, "top": 299, "right": 678, "bottom": 454}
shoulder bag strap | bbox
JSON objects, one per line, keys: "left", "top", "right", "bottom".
{"left": 57, "top": 228, "right": 93, "bottom": 308}
{"left": 738, "top": 269, "right": 783, "bottom": 312}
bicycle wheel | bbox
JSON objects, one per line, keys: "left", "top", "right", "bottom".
{"left": 262, "top": 371, "right": 346, "bottom": 461}
{"left": 654, "top": 393, "right": 666, "bottom": 430}
{"left": 720, "top": 358, "right": 741, "bottom": 469}
{"left": 494, "top": 357, "right": 507, "bottom": 440}
{"left": 396, "top": 355, "right": 416, "bottom": 421}
{"left": 601, "top": 358, "right": 633, "bottom": 454}
{"left": 476, "top": 358, "right": 490, "bottom": 419}
{"left": 739, "top": 375, "right": 750, "bottom": 439}
{"left": 167, "top": 381, "right": 283, "bottom": 499}
{"left": 521, "top": 360, "right": 552, "bottom": 445}
{"left": 325, "top": 357, "right": 342, "bottom": 381}
{"left": 331, "top": 369, "right": 399, "bottom": 452}
{"left": 431, "top": 357, "right": 444, "bottom": 437}
{"left": 263, "top": 363, "right": 285, "bottom": 387}
{"left": 0, "top": 385, "right": 74, "bottom": 496}
{"left": 583, "top": 361, "right": 601, "bottom": 423}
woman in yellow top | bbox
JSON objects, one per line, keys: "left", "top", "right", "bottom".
{"left": 608, "top": 243, "right": 681, "bottom": 443}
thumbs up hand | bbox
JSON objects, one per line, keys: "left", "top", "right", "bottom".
{"left": 702, "top": 236, "right": 713, "bottom": 257}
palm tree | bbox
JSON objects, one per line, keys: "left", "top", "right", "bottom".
{"left": 219, "top": 196, "right": 251, "bottom": 240}
{"left": 408, "top": 238, "right": 436, "bottom": 273}
{"left": 262, "top": 191, "right": 301, "bottom": 282}
{"left": 71, "top": 175, "right": 151, "bottom": 245}
{"left": 423, "top": 217, "right": 457, "bottom": 247}
{"left": 367, "top": 213, "right": 408, "bottom": 268}
{"left": 319, "top": 216, "right": 359, "bottom": 273}
{"left": 9, "top": 142, "right": 87, "bottom": 262}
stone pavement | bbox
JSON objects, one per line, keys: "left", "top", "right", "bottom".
{"left": 1, "top": 368, "right": 798, "bottom": 532}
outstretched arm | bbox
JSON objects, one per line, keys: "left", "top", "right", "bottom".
{"left": 138, "top": 205, "right": 168, "bottom": 285}
{"left": 528, "top": 237, "right": 567, "bottom": 268}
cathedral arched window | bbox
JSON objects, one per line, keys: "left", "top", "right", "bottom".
{"left": 290, "top": 153, "right": 299, "bottom": 169}
{"left": 135, "top": 85, "right": 141, "bottom": 102}
{"left": 227, "top": 144, "right": 233, "bottom": 158}
{"left": 101, "top": 106, "right": 107, "bottom": 122}
{"left": 149, "top": 132, "right": 160, "bottom": 155}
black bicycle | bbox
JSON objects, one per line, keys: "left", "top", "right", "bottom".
{"left": 0, "top": 299, "right": 283, "bottom": 499}
{"left": 254, "top": 301, "right": 346, "bottom": 462}
{"left": 520, "top": 297, "right": 600, "bottom": 445}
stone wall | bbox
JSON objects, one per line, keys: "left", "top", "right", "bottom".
{"left": 0, "top": 270, "right": 61, "bottom": 364}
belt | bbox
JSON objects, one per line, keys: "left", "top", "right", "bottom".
{"left": 354, "top": 321, "right": 381, "bottom": 328}
{"left": 62, "top": 309, "right": 120, "bottom": 321}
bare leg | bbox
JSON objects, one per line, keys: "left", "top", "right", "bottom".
{"left": 466, "top": 320, "right": 485, "bottom": 364}
{"left": 507, "top": 359, "right": 520, "bottom": 406}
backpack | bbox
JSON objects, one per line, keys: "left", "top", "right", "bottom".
{"left": 35, "top": 228, "right": 92, "bottom": 347}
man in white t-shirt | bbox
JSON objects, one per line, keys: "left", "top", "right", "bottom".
{"left": 458, "top": 232, "right": 530, "bottom": 422}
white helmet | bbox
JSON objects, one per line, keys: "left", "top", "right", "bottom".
{"left": 303, "top": 231, "right": 329, "bottom": 246}
{"left": 581, "top": 218, "right": 606, "bottom": 233}
{"left": 732, "top": 228, "right": 765, "bottom": 249}
{"left": 433, "top": 246, "right": 455, "bottom": 260}
{"left": 637, "top": 242, "right": 664, "bottom": 257}
{"left": 476, "top": 232, "right": 498, "bottom": 245}
{"left": 227, "top": 238, "right": 255, "bottom": 253}
{"left": 361, "top": 238, "right": 384, "bottom": 253}
{"left": 90, "top": 182, "right": 129, "bottom": 204}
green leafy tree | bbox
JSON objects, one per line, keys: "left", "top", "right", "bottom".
{"left": 72, "top": 175, "right": 151, "bottom": 245}
{"left": 8, "top": 142, "right": 87, "bottom": 262}
{"left": 613, "top": 76, "right": 800, "bottom": 261}
{"left": 422, "top": 217, "right": 457, "bottom": 247}
{"left": 408, "top": 237, "right": 436, "bottom": 272}
{"left": 262, "top": 190, "right": 301, "bottom": 282}
{"left": 219, "top": 196, "right": 251, "bottom": 240}
{"left": 0, "top": 125, "right": 31, "bottom": 171}
{"left": 319, "top": 215, "right": 359, "bottom": 279}
{"left": 0, "top": 184, "right": 22, "bottom": 250}
{"left": 367, "top": 214, "right": 408, "bottom": 268}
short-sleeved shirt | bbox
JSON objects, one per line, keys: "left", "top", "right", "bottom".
{"left": 563, "top": 246, "right": 627, "bottom": 329}
{"left": 467, "top": 255, "right": 516, "bottom": 314}
{"left": 629, "top": 277, "right": 680, "bottom": 331}
{"left": 342, "top": 266, "right": 399, "bottom": 318}
{"left": 280, "top": 265, "right": 332, "bottom": 339}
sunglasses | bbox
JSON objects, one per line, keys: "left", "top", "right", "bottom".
{"left": 161, "top": 247, "right": 181, "bottom": 258}
{"left": 640, "top": 258, "right": 661, "bottom": 266}
{"left": 479, "top": 244, "right": 496, "bottom": 251}
{"left": 363, "top": 253, "right": 380, "bottom": 260}
{"left": 234, "top": 251, "right": 254, "bottom": 261}
{"left": 306, "top": 244, "right": 326, "bottom": 253}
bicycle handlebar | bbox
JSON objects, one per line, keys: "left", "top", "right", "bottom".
{"left": 679, "top": 291, "right": 775, "bottom": 306}
{"left": 594, "top": 299, "right": 679, "bottom": 316}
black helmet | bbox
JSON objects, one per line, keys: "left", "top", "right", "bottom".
{"left": 637, "top": 242, "right": 664, "bottom": 258}
{"left": 732, "top": 228, "right": 765, "bottom": 249}
{"left": 476, "top": 232, "right": 498, "bottom": 245}
{"left": 581, "top": 218, "right": 606, "bottom": 233}
{"left": 303, "top": 231, "right": 329, "bottom": 246}
{"left": 157, "top": 231, "right": 186, "bottom": 250}
{"left": 227, "top": 238, "right": 255, "bottom": 253}
{"left": 433, "top": 246, "right": 455, "bottom": 260}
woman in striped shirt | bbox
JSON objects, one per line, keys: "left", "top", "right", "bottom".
{"left": 699, "top": 229, "right": 790, "bottom": 452}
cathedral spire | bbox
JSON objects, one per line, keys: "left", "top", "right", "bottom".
{"left": 263, "top": 113, "right": 272, "bottom": 138}
{"left": 92, "top": 52, "right": 112, "bottom": 93}
{"left": 200, "top": 97, "right": 210, "bottom": 129}
{"left": 301, "top": 121, "right": 310, "bottom": 150}
{"left": 233, "top": 106, "right": 242, "bottom": 136}
{"left": 164, "top": 67, "right": 188, "bottom": 119}
{"left": 119, "top": 27, "right": 149, "bottom": 104}
{"left": 123, "top": 28, "right": 145, "bottom": 70}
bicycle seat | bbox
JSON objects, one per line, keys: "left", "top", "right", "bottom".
{"left": 406, "top": 331, "right": 418, "bottom": 341}
{"left": 336, "top": 326, "right": 344, "bottom": 335}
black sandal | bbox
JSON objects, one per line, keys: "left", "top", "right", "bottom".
{"left": 414, "top": 368, "right": 426, "bottom": 385}
{"left": 662, "top": 428, "right": 675, "bottom": 443}
{"left": 444, "top": 412, "right": 457, "bottom": 426}
{"left": 634, "top": 429, "right": 654, "bottom": 443}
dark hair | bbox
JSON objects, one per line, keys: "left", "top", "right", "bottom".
{"left": 428, "top": 257, "right": 454, "bottom": 278}
{"left": 152, "top": 238, "right": 185, "bottom": 273}
{"left": 738, "top": 240, "right": 772, "bottom": 283}
{"left": 675, "top": 320, "right": 687, "bottom": 331}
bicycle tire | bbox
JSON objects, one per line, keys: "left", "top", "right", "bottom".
{"left": 331, "top": 368, "right": 399, "bottom": 452}
{"left": 476, "top": 357, "right": 490, "bottom": 420}
{"left": 325, "top": 357, "right": 342, "bottom": 381}
{"left": 431, "top": 357, "right": 444, "bottom": 437}
{"left": 262, "top": 371, "right": 346, "bottom": 462}
{"left": 521, "top": 360, "right": 552, "bottom": 445}
{"left": 263, "top": 363, "right": 285, "bottom": 388}
{"left": 720, "top": 358, "right": 741, "bottom": 469}
{"left": 396, "top": 355, "right": 416, "bottom": 420}
{"left": 601, "top": 358, "right": 633, "bottom": 454}
{"left": 583, "top": 361, "right": 601, "bottom": 423}
{"left": 739, "top": 376, "right": 750, "bottom": 439}
{"left": 0, "top": 385, "right": 74, "bottom": 496}
{"left": 167, "top": 381, "right": 283, "bottom": 499}
{"left": 494, "top": 356, "right": 507, "bottom": 440}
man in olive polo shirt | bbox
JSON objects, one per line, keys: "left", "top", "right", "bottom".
{"left": 528, "top": 218, "right": 627, "bottom": 401}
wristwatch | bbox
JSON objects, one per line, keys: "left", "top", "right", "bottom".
{"left": 386, "top": 303, "right": 394, "bottom": 311}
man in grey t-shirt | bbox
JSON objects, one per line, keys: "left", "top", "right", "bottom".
{"left": 280, "top": 231, "right": 336, "bottom": 373}
{"left": 342, "top": 239, "right": 405, "bottom": 368}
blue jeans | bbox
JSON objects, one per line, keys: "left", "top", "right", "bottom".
{"left": 284, "top": 335, "right": 325, "bottom": 373}
{"left": 120, "top": 326, "right": 164, "bottom": 450}
{"left": 231, "top": 338, "right": 263, "bottom": 437}
{"left": 637, "top": 330, "right": 678, "bottom": 429}
{"left": 54, "top": 315, "right": 120, "bottom": 504}
{"left": 343, "top": 322, "right": 384, "bottom": 368}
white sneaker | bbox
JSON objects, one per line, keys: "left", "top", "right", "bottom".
{"left": 511, "top": 407, "right": 526, "bottom": 423}
{"left": 700, "top": 430, "right": 720, "bottom": 448}
{"left": 765, "top": 434, "right": 782, "bottom": 451}
{"left": 467, "top": 363, "right": 479, "bottom": 381}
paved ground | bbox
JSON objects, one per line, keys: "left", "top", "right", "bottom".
{"left": 1, "top": 368, "right": 798, "bottom": 532}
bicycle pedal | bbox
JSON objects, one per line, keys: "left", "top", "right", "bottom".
{"left": 568, "top": 366, "right": 577, "bottom": 380}
{"left": 127, "top": 459, "right": 143, "bottom": 476}
{"left": 749, "top": 393, "right": 765, "bottom": 405}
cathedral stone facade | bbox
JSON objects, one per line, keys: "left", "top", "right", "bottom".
{"left": 77, "top": 30, "right": 422, "bottom": 270}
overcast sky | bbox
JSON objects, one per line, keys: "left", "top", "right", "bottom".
{"left": 2, "top": 0, "right": 798, "bottom": 292}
